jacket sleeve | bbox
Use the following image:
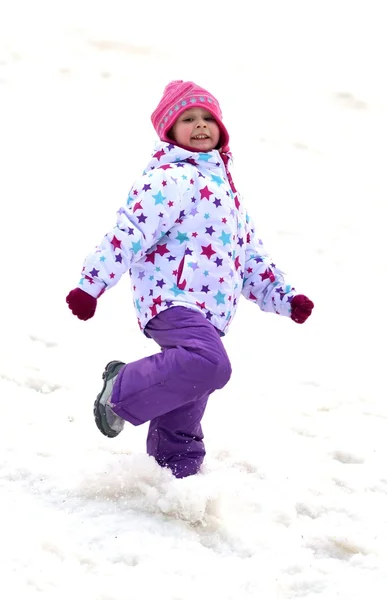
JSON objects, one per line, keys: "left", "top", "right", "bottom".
{"left": 241, "top": 211, "right": 296, "bottom": 316}
{"left": 78, "top": 169, "right": 182, "bottom": 298}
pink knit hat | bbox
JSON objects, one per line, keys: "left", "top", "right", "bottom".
{"left": 151, "top": 80, "right": 230, "bottom": 151}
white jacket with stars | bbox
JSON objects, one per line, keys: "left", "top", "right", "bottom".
{"left": 78, "top": 142, "right": 297, "bottom": 334}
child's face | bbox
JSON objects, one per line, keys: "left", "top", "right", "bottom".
{"left": 169, "top": 107, "right": 221, "bottom": 152}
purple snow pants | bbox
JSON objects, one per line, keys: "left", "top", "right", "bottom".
{"left": 111, "top": 307, "right": 232, "bottom": 478}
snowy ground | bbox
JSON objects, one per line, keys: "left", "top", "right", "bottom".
{"left": 1, "top": 1, "right": 387, "bottom": 599}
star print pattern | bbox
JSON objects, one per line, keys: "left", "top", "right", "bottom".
{"left": 78, "top": 143, "right": 296, "bottom": 333}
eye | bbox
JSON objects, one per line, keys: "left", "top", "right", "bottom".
{"left": 205, "top": 116, "right": 215, "bottom": 122}
{"left": 182, "top": 117, "right": 194, "bottom": 122}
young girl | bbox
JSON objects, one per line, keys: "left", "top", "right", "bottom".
{"left": 66, "top": 80, "right": 314, "bottom": 478}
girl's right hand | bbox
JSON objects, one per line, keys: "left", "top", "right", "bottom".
{"left": 66, "top": 288, "right": 97, "bottom": 321}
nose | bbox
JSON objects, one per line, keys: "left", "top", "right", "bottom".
{"left": 196, "top": 118, "right": 207, "bottom": 128}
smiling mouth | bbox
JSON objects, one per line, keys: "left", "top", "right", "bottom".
{"left": 191, "top": 134, "right": 209, "bottom": 140}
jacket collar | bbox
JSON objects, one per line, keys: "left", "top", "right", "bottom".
{"left": 144, "top": 142, "right": 232, "bottom": 175}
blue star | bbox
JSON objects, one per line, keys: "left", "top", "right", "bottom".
{"left": 198, "top": 153, "right": 211, "bottom": 161}
{"left": 210, "top": 174, "right": 224, "bottom": 186}
{"left": 213, "top": 290, "right": 226, "bottom": 305}
{"left": 131, "top": 240, "right": 142, "bottom": 254}
{"left": 219, "top": 231, "right": 231, "bottom": 246}
{"left": 170, "top": 283, "right": 185, "bottom": 297}
{"left": 176, "top": 231, "right": 189, "bottom": 244}
{"left": 152, "top": 191, "right": 166, "bottom": 205}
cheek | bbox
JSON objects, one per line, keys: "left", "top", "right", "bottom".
{"left": 177, "top": 125, "right": 191, "bottom": 139}
{"left": 211, "top": 125, "right": 220, "bottom": 141}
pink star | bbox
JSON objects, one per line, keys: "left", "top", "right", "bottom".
{"left": 199, "top": 185, "right": 213, "bottom": 200}
{"left": 260, "top": 268, "right": 275, "bottom": 282}
{"left": 111, "top": 236, "right": 122, "bottom": 250}
{"left": 145, "top": 251, "right": 156, "bottom": 264}
{"left": 153, "top": 149, "right": 166, "bottom": 161}
{"left": 155, "top": 244, "right": 169, "bottom": 256}
{"left": 201, "top": 244, "right": 216, "bottom": 259}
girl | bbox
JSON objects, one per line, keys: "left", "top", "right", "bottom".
{"left": 66, "top": 80, "right": 314, "bottom": 478}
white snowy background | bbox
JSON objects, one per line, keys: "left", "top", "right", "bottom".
{"left": 1, "top": 1, "right": 386, "bottom": 598}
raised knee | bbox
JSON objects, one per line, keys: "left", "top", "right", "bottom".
{"left": 191, "top": 351, "right": 231, "bottom": 390}
{"left": 213, "top": 353, "right": 232, "bottom": 389}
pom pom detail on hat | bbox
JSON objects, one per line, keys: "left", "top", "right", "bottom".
{"left": 151, "top": 80, "right": 230, "bottom": 151}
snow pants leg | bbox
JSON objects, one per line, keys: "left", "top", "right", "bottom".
{"left": 111, "top": 307, "right": 232, "bottom": 478}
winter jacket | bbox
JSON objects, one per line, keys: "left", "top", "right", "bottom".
{"left": 78, "top": 142, "right": 297, "bottom": 334}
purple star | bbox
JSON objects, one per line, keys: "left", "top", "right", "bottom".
{"left": 167, "top": 255, "right": 176, "bottom": 262}
{"left": 156, "top": 279, "right": 165, "bottom": 288}
{"left": 198, "top": 171, "right": 205, "bottom": 178}
{"left": 128, "top": 228, "right": 134, "bottom": 235}
{"left": 201, "top": 285, "right": 210, "bottom": 293}
{"left": 238, "top": 237, "right": 244, "bottom": 247}
{"left": 167, "top": 144, "right": 175, "bottom": 151}
{"left": 89, "top": 268, "right": 99, "bottom": 277}
{"left": 137, "top": 213, "right": 147, "bottom": 223}
{"left": 115, "top": 253, "right": 122, "bottom": 263}
{"left": 205, "top": 226, "right": 215, "bottom": 236}
{"left": 143, "top": 183, "right": 151, "bottom": 192}
{"left": 214, "top": 257, "right": 223, "bottom": 267}
{"left": 213, "top": 198, "right": 222, "bottom": 207}
{"left": 205, "top": 310, "right": 213, "bottom": 320}
{"left": 185, "top": 248, "right": 193, "bottom": 256}
{"left": 179, "top": 210, "right": 186, "bottom": 219}
{"left": 165, "top": 300, "right": 174, "bottom": 307}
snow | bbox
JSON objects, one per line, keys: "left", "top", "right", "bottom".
{"left": 1, "top": 1, "right": 387, "bottom": 598}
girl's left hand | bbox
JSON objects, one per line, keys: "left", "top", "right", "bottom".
{"left": 290, "top": 294, "right": 314, "bottom": 324}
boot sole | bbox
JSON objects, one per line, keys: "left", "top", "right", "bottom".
{"left": 93, "top": 361, "right": 124, "bottom": 438}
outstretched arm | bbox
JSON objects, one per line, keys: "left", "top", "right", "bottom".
{"left": 78, "top": 169, "right": 182, "bottom": 298}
